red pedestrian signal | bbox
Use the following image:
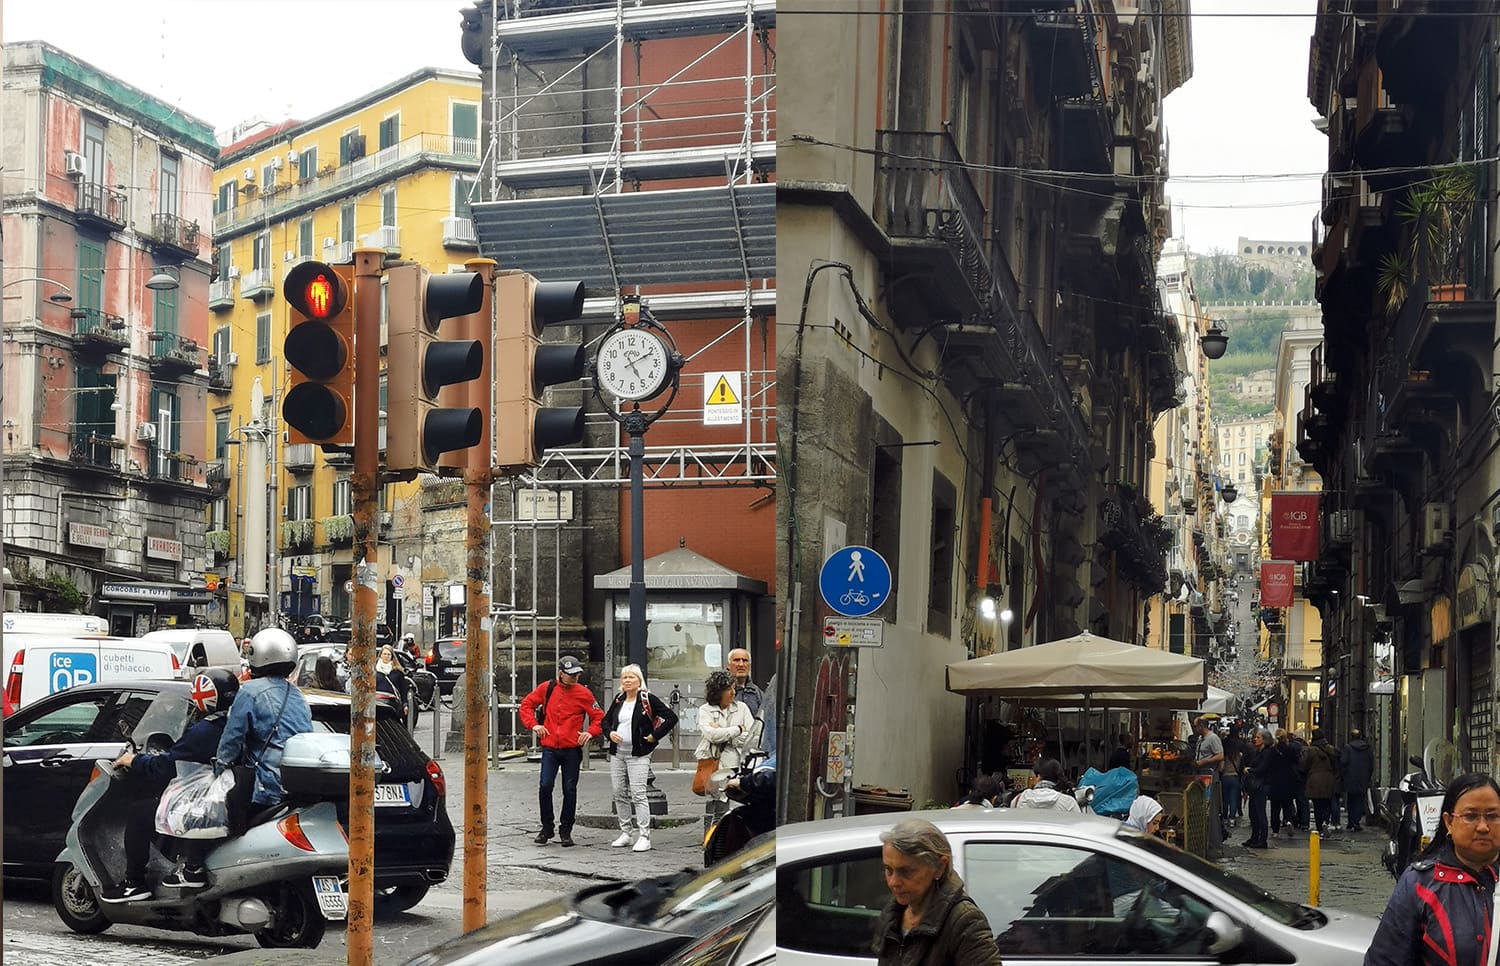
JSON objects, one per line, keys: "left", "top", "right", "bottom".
{"left": 282, "top": 261, "right": 355, "bottom": 447}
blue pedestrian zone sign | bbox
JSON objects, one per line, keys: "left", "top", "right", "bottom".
{"left": 820, "top": 545, "right": 892, "bottom": 618}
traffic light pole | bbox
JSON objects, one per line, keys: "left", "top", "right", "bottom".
{"left": 347, "top": 247, "right": 384, "bottom": 966}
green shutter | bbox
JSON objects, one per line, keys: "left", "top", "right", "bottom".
{"left": 452, "top": 103, "right": 478, "bottom": 141}
{"left": 77, "top": 241, "right": 103, "bottom": 311}
{"left": 154, "top": 287, "right": 178, "bottom": 336}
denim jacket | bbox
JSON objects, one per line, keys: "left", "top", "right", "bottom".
{"left": 217, "top": 676, "right": 313, "bottom": 806}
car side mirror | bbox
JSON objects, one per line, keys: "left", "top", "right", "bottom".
{"left": 1204, "top": 911, "right": 1243, "bottom": 956}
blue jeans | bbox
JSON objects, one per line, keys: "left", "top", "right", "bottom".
{"left": 1220, "top": 775, "right": 1242, "bottom": 821}
{"left": 539, "top": 746, "right": 583, "bottom": 835}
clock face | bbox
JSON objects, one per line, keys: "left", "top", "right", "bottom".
{"left": 597, "top": 328, "right": 670, "bottom": 401}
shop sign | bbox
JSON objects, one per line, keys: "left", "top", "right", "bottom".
{"left": 146, "top": 536, "right": 182, "bottom": 562}
{"left": 1457, "top": 563, "right": 1491, "bottom": 630}
{"left": 68, "top": 522, "right": 109, "bottom": 549}
{"left": 101, "top": 582, "right": 212, "bottom": 604}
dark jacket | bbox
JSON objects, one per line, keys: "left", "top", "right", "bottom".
{"left": 1363, "top": 843, "right": 1498, "bottom": 966}
{"left": 1341, "top": 738, "right": 1375, "bottom": 794}
{"left": 1301, "top": 739, "right": 1338, "bottom": 799}
{"left": 1243, "top": 743, "right": 1273, "bottom": 794}
{"left": 873, "top": 872, "right": 1003, "bottom": 966}
{"left": 599, "top": 689, "right": 679, "bottom": 758}
{"left": 1266, "top": 741, "right": 1301, "bottom": 799}
{"left": 519, "top": 679, "right": 604, "bottom": 751}
{"left": 130, "top": 712, "right": 229, "bottom": 789}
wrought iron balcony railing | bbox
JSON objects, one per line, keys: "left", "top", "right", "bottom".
{"left": 76, "top": 181, "right": 126, "bottom": 226}
{"left": 69, "top": 431, "right": 124, "bottom": 471}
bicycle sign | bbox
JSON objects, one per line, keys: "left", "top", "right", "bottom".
{"left": 819, "top": 545, "right": 891, "bottom": 618}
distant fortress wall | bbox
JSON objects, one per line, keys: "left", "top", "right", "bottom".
{"left": 1201, "top": 302, "right": 1321, "bottom": 327}
{"left": 1235, "top": 236, "right": 1311, "bottom": 268}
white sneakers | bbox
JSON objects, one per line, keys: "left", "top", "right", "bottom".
{"left": 611, "top": 832, "right": 633, "bottom": 848}
{"left": 632, "top": 836, "right": 652, "bottom": 852}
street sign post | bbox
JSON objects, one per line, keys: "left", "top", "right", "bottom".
{"left": 822, "top": 616, "right": 883, "bottom": 647}
{"left": 819, "top": 545, "right": 892, "bottom": 617}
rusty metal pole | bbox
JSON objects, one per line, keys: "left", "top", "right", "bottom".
{"left": 346, "top": 247, "right": 384, "bottom": 966}
{"left": 462, "top": 257, "right": 496, "bottom": 932}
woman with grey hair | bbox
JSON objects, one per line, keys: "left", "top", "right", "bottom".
{"left": 873, "top": 819, "right": 1002, "bottom": 966}
{"left": 1240, "top": 728, "right": 1276, "bottom": 849}
{"left": 600, "top": 663, "right": 677, "bottom": 852}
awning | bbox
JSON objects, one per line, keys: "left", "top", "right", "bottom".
{"left": 946, "top": 631, "right": 1207, "bottom": 709}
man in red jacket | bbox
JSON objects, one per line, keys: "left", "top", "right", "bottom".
{"left": 520, "top": 655, "right": 603, "bottom": 846}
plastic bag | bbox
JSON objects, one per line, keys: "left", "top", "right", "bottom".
{"left": 154, "top": 761, "right": 235, "bottom": 839}
{"left": 1080, "top": 766, "right": 1139, "bottom": 818}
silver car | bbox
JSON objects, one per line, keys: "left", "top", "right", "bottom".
{"left": 776, "top": 809, "right": 1378, "bottom": 965}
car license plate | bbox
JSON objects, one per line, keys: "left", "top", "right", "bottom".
{"left": 375, "top": 783, "right": 411, "bottom": 807}
{"left": 312, "top": 875, "right": 347, "bottom": 920}
{"left": 444, "top": 667, "right": 460, "bottom": 676}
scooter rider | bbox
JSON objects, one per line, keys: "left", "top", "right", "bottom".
{"left": 103, "top": 668, "right": 241, "bottom": 902}
{"left": 208, "top": 628, "right": 313, "bottom": 887}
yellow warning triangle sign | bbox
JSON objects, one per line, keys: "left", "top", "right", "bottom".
{"left": 708, "top": 375, "right": 739, "bottom": 405}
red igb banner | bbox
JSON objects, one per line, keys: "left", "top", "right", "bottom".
{"left": 1270, "top": 492, "right": 1321, "bottom": 561}
{"left": 1261, "top": 561, "right": 1295, "bottom": 608}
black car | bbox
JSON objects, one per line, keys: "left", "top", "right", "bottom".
{"left": 2, "top": 679, "right": 454, "bottom": 911}
{"left": 425, "top": 637, "right": 466, "bottom": 694}
{"left": 404, "top": 833, "right": 774, "bottom": 966}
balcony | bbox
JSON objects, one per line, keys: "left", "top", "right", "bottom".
{"left": 1376, "top": 0, "right": 1464, "bottom": 105}
{"left": 205, "top": 460, "right": 230, "bottom": 495}
{"left": 68, "top": 432, "right": 124, "bottom": 473}
{"left": 281, "top": 518, "right": 315, "bottom": 551}
{"left": 284, "top": 443, "right": 317, "bottom": 471}
{"left": 441, "top": 216, "right": 477, "bottom": 250}
{"left": 207, "top": 357, "right": 232, "bottom": 394}
{"left": 1354, "top": 61, "right": 1420, "bottom": 182}
{"left": 1098, "top": 482, "right": 1170, "bottom": 593}
{"left": 209, "top": 278, "right": 236, "bottom": 311}
{"left": 144, "top": 212, "right": 201, "bottom": 258}
{"left": 324, "top": 240, "right": 355, "bottom": 264}
{"left": 239, "top": 267, "right": 274, "bottom": 301}
{"left": 322, "top": 514, "right": 353, "bottom": 546}
{"left": 213, "top": 133, "right": 481, "bottom": 237}
{"left": 1024, "top": 1, "right": 1100, "bottom": 101}
{"left": 72, "top": 307, "right": 129, "bottom": 353}
{"left": 75, "top": 181, "right": 126, "bottom": 231}
{"left": 149, "top": 332, "right": 201, "bottom": 375}
{"left": 143, "top": 444, "right": 194, "bottom": 485}
{"left": 363, "top": 225, "right": 400, "bottom": 254}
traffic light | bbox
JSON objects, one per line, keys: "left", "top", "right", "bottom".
{"left": 437, "top": 258, "right": 497, "bottom": 476}
{"left": 283, "top": 261, "right": 355, "bottom": 447}
{"left": 385, "top": 265, "right": 485, "bottom": 476}
{"left": 494, "top": 273, "right": 586, "bottom": 473}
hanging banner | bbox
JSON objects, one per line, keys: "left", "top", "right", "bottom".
{"left": 1261, "top": 561, "right": 1295, "bottom": 608}
{"left": 1270, "top": 492, "right": 1321, "bottom": 561}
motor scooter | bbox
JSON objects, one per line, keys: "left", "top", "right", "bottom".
{"left": 703, "top": 750, "right": 774, "bottom": 866}
{"left": 1382, "top": 754, "right": 1447, "bottom": 878}
{"left": 53, "top": 734, "right": 350, "bottom": 949}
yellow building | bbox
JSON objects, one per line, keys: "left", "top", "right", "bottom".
{"left": 207, "top": 68, "right": 481, "bottom": 634}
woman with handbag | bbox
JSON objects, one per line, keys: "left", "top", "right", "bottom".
{"left": 695, "top": 669, "right": 754, "bottom": 822}
{"left": 601, "top": 664, "right": 678, "bottom": 852}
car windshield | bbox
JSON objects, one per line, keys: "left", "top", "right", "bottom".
{"left": 1122, "top": 829, "right": 1308, "bottom": 925}
{"left": 583, "top": 834, "right": 773, "bottom": 937}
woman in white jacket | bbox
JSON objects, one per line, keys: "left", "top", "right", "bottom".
{"left": 697, "top": 669, "right": 754, "bottom": 821}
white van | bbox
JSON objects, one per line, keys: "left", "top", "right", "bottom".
{"left": 3, "top": 635, "right": 178, "bottom": 716}
{"left": 139, "top": 628, "right": 240, "bottom": 671}
{"left": 3, "top": 612, "right": 109, "bottom": 637}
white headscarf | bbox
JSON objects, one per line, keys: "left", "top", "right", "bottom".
{"left": 1125, "top": 796, "right": 1164, "bottom": 832}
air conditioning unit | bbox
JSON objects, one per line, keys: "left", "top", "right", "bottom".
{"left": 323, "top": 237, "right": 336, "bottom": 248}
{"left": 242, "top": 166, "right": 257, "bottom": 182}
{"left": 286, "top": 149, "right": 301, "bottom": 164}
{"left": 64, "top": 152, "right": 86, "bottom": 177}
{"left": 136, "top": 423, "right": 158, "bottom": 442}
{"left": 379, "top": 512, "right": 393, "bottom": 529}
{"left": 271, "top": 156, "right": 284, "bottom": 170}
{"left": 224, "top": 352, "right": 238, "bottom": 367}
{"left": 228, "top": 266, "right": 241, "bottom": 279}
{"left": 1423, "top": 502, "right": 1452, "bottom": 552}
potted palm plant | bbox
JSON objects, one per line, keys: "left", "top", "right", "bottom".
{"left": 1377, "top": 166, "right": 1478, "bottom": 317}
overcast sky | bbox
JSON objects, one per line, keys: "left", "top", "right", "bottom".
{"left": 1163, "top": 0, "right": 1326, "bottom": 256}
{"left": 3, "top": 0, "right": 478, "bottom": 138}
{"left": 7, "top": 0, "right": 1324, "bottom": 256}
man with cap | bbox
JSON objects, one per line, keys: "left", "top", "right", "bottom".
{"left": 520, "top": 656, "right": 603, "bottom": 846}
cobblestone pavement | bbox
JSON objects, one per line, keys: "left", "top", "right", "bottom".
{"left": 1219, "top": 821, "right": 1396, "bottom": 918}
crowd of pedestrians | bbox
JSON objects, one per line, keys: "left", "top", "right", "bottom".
{"left": 1217, "top": 719, "right": 1375, "bottom": 848}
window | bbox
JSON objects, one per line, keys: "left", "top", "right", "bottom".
{"left": 778, "top": 849, "right": 890, "bottom": 956}
{"left": 338, "top": 128, "right": 363, "bottom": 164}
{"left": 333, "top": 478, "right": 352, "bottom": 516}
{"left": 212, "top": 325, "right": 230, "bottom": 362}
{"left": 381, "top": 186, "right": 396, "bottom": 228}
{"left": 3, "top": 692, "right": 114, "bottom": 748}
{"left": 451, "top": 102, "right": 479, "bottom": 156}
{"left": 153, "top": 287, "right": 179, "bottom": 336}
{"left": 150, "top": 387, "right": 180, "bottom": 470}
{"left": 378, "top": 113, "right": 400, "bottom": 151}
{"left": 452, "top": 174, "right": 476, "bottom": 220}
{"left": 1239, "top": 453, "right": 1246, "bottom": 466}
{"left": 298, "top": 145, "right": 318, "bottom": 181}
{"left": 340, "top": 201, "right": 356, "bottom": 243}
{"left": 928, "top": 472, "right": 956, "bottom": 636}
{"left": 215, "top": 245, "right": 232, "bottom": 280}
{"left": 299, "top": 216, "right": 314, "bottom": 258}
{"left": 964, "top": 841, "right": 1217, "bottom": 958}
{"left": 82, "top": 115, "right": 105, "bottom": 184}
{"left": 217, "top": 180, "right": 237, "bottom": 215}
{"left": 1169, "top": 613, "right": 1186, "bottom": 654}
{"left": 256, "top": 312, "right": 272, "bottom": 364}
{"left": 215, "top": 415, "right": 230, "bottom": 461}
{"left": 159, "top": 152, "right": 179, "bottom": 217}
{"left": 870, "top": 445, "right": 902, "bottom": 615}
{"left": 288, "top": 484, "right": 312, "bottom": 521}
{"left": 262, "top": 161, "right": 277, "bottom": 188}
{"left": 74, "top": 365, "right": 115, "bottom": 439}
{"left": 252, "top": 232, "right": 269, "bottom": 271}
{"left": 77, "top": 239, "right": 104, "bottom": 311}
{"left": 211, "top": 497, "right": 228, "bottom": 532}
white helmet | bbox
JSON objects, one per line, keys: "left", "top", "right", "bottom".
{"left": 249, "top": 628, "right": 299, "bottom": 669}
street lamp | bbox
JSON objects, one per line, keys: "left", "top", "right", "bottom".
{"left": 1222, "top": 481, "right": 1239, "bottom": 504}
{"left": 1201, "top": 321, "right": 1229, "bottom": 360}
{"left": 3, "top": 276, "right": 74, "bottom": 303}
{"left": 145, "top": 268, "right": 180, "bottom": 292}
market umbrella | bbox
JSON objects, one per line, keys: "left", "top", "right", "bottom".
{"left": 1197, "top": 685, "right": 1235, "bottom": 715}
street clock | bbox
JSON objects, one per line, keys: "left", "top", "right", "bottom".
{"left": 596, "top": 326, "right": 672, "bottom": 401}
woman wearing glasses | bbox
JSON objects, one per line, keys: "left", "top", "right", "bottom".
{"left": 1364, "top": 773, "right": 1500, "bottom": 966}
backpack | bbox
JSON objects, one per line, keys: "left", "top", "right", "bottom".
{"left": 534, "top": 680, "right": 558, "bottom": 725}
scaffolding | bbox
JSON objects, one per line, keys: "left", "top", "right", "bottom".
{"left": 472, "top": 0, "right": 776, "bottom": 753}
